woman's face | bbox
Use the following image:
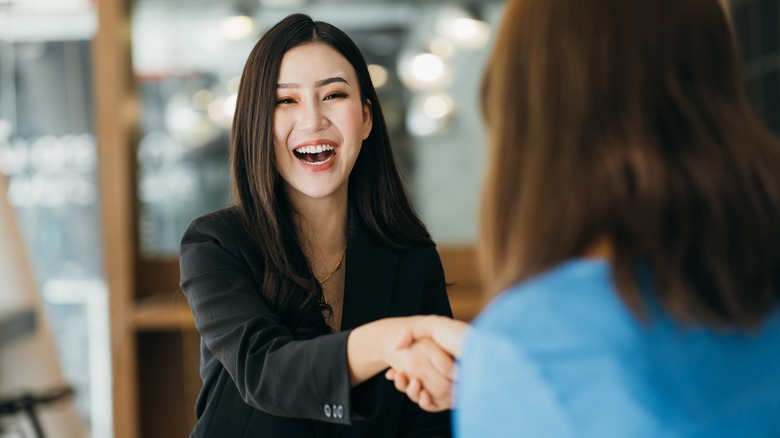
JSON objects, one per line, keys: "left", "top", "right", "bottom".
{"left": 273, "top": 42, "right": 372, "bottom": 205}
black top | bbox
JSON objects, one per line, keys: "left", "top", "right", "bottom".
{"left": 179, "top": 207, "right": 453, "bottom": 437}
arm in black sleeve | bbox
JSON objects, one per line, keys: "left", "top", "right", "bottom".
{"left": 180, "top": 214, "right": 355, "bottom": 424}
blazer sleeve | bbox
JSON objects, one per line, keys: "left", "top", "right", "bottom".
{"left": 179, "top": 213, "right": 355, "bottom": 425}
{"left": 398, "top": 246, "right": 453, "bottom": 437}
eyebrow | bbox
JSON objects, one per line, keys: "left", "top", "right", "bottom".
{"left": 277, "top": 76, "right": 350, "bottom": 89}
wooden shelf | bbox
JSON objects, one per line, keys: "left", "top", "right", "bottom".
{"left": 129, "top": 290, "right": 483, "bottom": 331}
{"left": 439, "top": 245, "right": 485, "bottom": 321}
{"left": 132, "top": 299, "right": 195, "bottom": 331}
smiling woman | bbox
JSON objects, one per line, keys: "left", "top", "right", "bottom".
{"left": 178, "top": 13, "right": 456, "bottom": 438}
{"left": 273, "top": 43, "right": 372, "bottom": 207}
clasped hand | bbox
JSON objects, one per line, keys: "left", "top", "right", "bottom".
{"left": 383, "top": 316, "right": 469, "bottom": 412}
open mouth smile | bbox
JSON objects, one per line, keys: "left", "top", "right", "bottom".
{"left": 293, "top": 144, "right": 337, "bottom": 166}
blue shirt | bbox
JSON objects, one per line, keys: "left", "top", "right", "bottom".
{"left": 454, "top": 259, "right": 780, "bottom": 437}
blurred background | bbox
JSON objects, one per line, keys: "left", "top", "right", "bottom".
{"left": 0, "top": 0, "right": 776, "bottom": 437}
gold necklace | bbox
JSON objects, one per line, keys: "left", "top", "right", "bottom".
{"left": 319, "top": 248, "right": 347, "bottom": 285}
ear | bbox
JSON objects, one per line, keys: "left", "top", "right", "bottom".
{"left": 362, "top": 99, "right": 373, "bottom": 140}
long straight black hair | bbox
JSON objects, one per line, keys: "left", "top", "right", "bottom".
{"left": 231, "top": 13, "right": 432, "bottom": 336}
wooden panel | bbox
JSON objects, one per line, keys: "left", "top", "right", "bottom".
{"left": 438, "top": 246, "right": 486, "bottom": 321}
{"left": 92, "top": 0, "right": 139, "bottom": 436}
{"left": 135, "top": 258, "right": 182, "bottom": 300}
{"left": 133, "top": 299, "right": 196, "bottom": 331}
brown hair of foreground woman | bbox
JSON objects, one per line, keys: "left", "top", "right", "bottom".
{"left": 479, "top": 0, "right": 780, "bottom": 328}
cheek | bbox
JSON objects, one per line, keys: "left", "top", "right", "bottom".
{"left": 273, "top": 115, "right": 292, "bottom": 155}
{"left": 273, "top": 114, "right": 286, "bottom": 142}
{"left": 339, "top": 107, "right": 368, "bottom": 138}
{"left": 273, "top": 140, "right": 284, "bottom": 163}
{"left": 273, "top": 129, "right": 290, "bottom": 162}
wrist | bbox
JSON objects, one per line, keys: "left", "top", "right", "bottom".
{"left": 377, "top": 317, "right": 407, "bottom": 367}
{"left": 346, "top": 318, "right": 406, "bottom": 386}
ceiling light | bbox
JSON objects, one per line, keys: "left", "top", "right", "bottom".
{"left": 221, "top": 15, "right": 254, "bottom": 41}
{"left": 423, "top": 93, "right": 454, "bottom": 119}
{"left": 429, "top": 38, "right": 455, "bottom": 59}
{"left": 397, "top": 49, "right": 452, "bottom": 90}
{"left": 406, "top": 92, "right": 455, "bottom": 137}
{"left": 437, "top": 6, "right": 491, "bottom": 50}
{"left": 368, "top": 64, "right": 389, "bottom": 88}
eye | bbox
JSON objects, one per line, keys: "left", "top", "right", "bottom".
{"left": 324, "top": 92, "right": 348, "bottom": 101}
{"left": 275, "top": 97, "right": 296, "bottom": 106}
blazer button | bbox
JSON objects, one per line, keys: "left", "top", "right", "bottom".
{"left": 336, "top": 405, "right": 344, "bottom": 419}
{"left": 324, "top": 404, "right": 332, "bottom": 418}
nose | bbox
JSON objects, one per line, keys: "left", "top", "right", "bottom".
{"left": 298, "top": 98, "right": 329, "bottom": 132}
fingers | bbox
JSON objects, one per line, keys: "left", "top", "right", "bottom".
{"left": 385, "top": 319, "right": 464, "bottom": 411}
{"left": 407, "top": 339, "right": 454, "bottom": 395}
{"left": 404, "top": 316, "right": 469, "bottom": 357}
{"left": 415, "top": 339, "right": 455, "bottom": 386}
{"left": 385, "top": 368, "right": 411, "bottom": 394}
{"left": 418, "top": 389, "right": 446, "bottom": 413}
{"left": 393, "top": 371, "right": 409, "bottom": 393}
{"left": 394, "top": 327, "right": 414, "bottom": 350}
{"left": 406, "top": 377, "right": 422, "bottom": 404}
{"left": 387, "top": 339, "right": 455, "bottom": 410}
{"left": 401, "top": 379, "right": 449, "bottom": 413}
{"left": 425, "top": 340, "right": 455, "bottom": 380}
{"left": 429, "top": 317, "right": 469, "bottom": 357}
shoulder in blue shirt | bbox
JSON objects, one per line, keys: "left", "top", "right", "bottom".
{"left": 455, "top": 259, "right": 780, "bottom": 437}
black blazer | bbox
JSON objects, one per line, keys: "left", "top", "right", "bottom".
{"left": 180, "top": 207, "right": 453, "bottom": 437}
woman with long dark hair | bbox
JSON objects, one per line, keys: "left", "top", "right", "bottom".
{"left": 180, "top": 13, "right": 454, "bottom": 437}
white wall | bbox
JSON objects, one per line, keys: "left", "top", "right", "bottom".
{"left": 411, "top": 3, "right": 504, "bottom": 245}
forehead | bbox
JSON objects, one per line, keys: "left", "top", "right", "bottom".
{"left": 278, "top": 42, "right": 358, "bottom": 84}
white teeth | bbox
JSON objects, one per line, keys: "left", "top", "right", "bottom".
{"left": 295, "top": 144, "right": 335, "bottom": 154}
{"left": 307, "top": 154, "right": 336, "bottom": 165}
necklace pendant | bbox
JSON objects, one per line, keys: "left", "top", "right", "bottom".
{"left": 318, "top": 247, "right": 347, "bottom": 285}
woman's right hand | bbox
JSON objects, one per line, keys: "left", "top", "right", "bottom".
{"left": 384, "top": 316, "right": 470, "bottom": 411}
{"left": 396, "top": 315, "right": 470, "bottom": 357}
{"left": 383, "top": 334, "right": 455, "bottom": 411}
{"left": 346, "top": 315, "right": 466, "bottom": 410}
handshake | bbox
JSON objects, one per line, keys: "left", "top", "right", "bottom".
{"left": 381, "top": 316, "right": 470, "bottom": 413}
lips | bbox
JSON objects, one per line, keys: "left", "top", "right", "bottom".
{"left": 293, "top": 142, "right": 337, "bottom": 166}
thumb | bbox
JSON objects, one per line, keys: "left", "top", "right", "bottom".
{"left": 394, "top": 327, "right": 414, "bottom": 350}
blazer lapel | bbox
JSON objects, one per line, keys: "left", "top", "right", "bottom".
{"left": 340, "top": 218, "right": 398, "bottom": 331}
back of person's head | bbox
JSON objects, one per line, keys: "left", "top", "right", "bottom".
{"left": 480, "top": 0, "right": 780, "bottom": 328}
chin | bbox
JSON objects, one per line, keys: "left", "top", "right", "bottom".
{"left": 291, "top": 186, "right": 344, "bottom": 202}
{"left": 284, "top": 177, "right": 349, "bottom": 203}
